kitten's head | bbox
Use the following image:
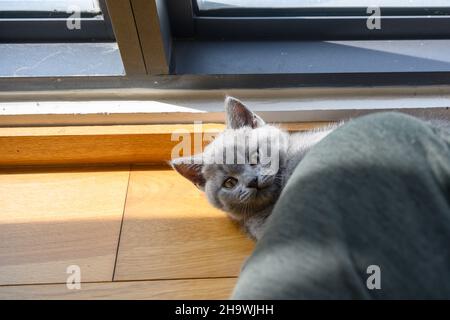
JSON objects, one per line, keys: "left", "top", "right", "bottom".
{"left": 171, "top": 97, "right": 289, "bottom": 221}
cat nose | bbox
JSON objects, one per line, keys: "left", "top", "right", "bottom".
{"left": 247, "top": 177, "right": 259, "bottom": 189}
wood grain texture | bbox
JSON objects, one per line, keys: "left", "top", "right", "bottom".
{"left": 0, "top": 278, "right": 237, "bottom": 300}
{"left": 114, "top": 166, "right": 255, "bottom": 281}
{"left": 0, "top": 122, "right": 330, "bottom": 167}
{"left": 131, "top": 0, "right": 170, "bottom": 74}
{"left": 0, "top": 123, "right": 223, "bottom": 167}
{"left": 0, "top": 167, "right": 130, "bottom": 285}
{"left": 105, "top": 0, "right": 147, "bottom": 75}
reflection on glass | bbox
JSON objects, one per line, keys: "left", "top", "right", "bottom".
{"left": 0, "top": 0, "right": 101, "bottom": 13}
{"left": 197, "top": 0, "right": 449, "bottom": 10}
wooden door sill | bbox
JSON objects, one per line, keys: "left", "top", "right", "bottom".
{"left": 0, "top": 122, "right": 330, "bottom": 167}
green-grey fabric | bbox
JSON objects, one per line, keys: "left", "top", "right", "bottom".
{"left": 232, "top": 112, "right": 450, "bottom": 299}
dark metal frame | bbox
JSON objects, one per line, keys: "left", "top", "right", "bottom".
{"left": 168, "top": 0, "right": 450, "bottom": 40}
{"left": 3, "top": 72, "right": 450, "bottom": 92}
{"left": 0, "top": 0, "right": 115, "bottom": 42}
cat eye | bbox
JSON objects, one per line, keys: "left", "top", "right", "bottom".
{"left": 223, "top": 177, "right": 238, "bottom": 189}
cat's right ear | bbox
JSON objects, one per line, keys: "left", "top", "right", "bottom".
{"left": 225, "top": 96, "right": 265, "bottom": 129}
{"left": 170, "top": 156, "right": 206, "bottom": 190}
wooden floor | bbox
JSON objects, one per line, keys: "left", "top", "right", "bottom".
{"left": 0, "top": 165, "right": 254, "bottom": 299}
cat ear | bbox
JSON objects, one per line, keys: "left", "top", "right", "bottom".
{"left": 225, "top": 96, "right": 265, "bottom": 129}
{"left": 170, "top": 156, "right": 206, "bottom": 190}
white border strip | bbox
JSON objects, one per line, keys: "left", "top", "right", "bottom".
{"left": 1, "top": 87, "right": 450, "bottom": 126}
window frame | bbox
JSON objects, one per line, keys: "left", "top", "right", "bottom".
{"left": 1, "top": 0, "right": 450, "bottom": 85}
{"left": 168, "top": 0, "right": 450, "bottom": 40}
{"left": 0, "top": 1, "right": 449, "bottom": 128}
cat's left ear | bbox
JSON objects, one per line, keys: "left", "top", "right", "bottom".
{"left": 225, "top": 96, "right": 265, "bottom": 129}
{"left": 170, "top": 156, "right": 206, "bottom": 190}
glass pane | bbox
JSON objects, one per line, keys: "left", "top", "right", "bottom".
{"left": 0, "top": 0, "right": 101, "bottom": 16}
{"left": 197, "top": 0, "right": 449, "bottom": 10}
{"left": 0, "top": 0, "right": 113, "bottom": 41}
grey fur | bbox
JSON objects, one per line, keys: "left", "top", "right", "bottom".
{"left": 171, "top": 97, "right": 339, "bottom": 240}
{"left": 171, "top": 97, "right": 449, "bottom": 240}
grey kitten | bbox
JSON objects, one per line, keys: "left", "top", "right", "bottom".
{"left": 171, "top": 99, "right": 449, "bottom": 241}
{"left": 171, "top": 96, "right": 339, "bottom": 240}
